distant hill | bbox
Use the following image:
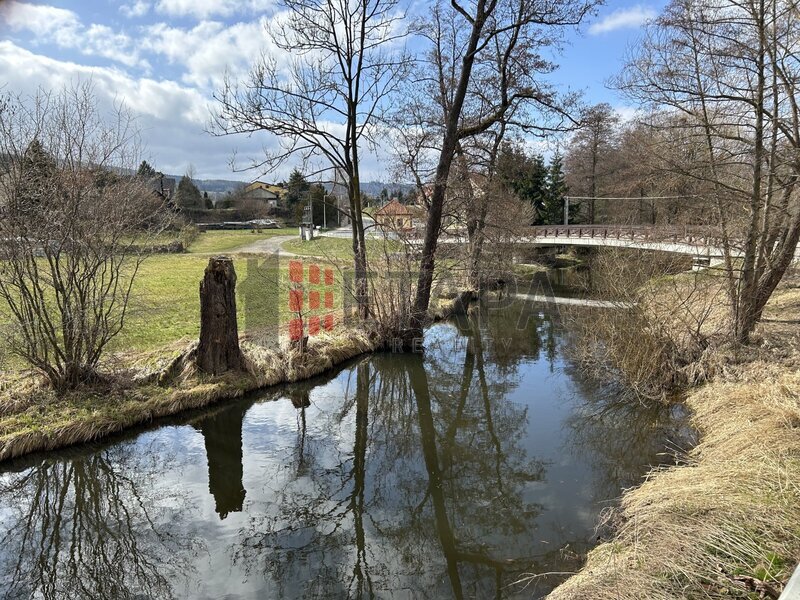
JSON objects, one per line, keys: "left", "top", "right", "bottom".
{"left": 166, "top": 175, "right": 414, "bottom": 197}
{"left": 166, "top": 176, "right": 247, "bottom": 194}
{"left": 358, "top": 181, "right": 415, "bottom": 197}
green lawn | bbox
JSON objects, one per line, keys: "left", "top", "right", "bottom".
{"left": 120, "top": 252, "right": 346, "bottom": 353}
{"left": 122, "top": 254, "right": 275, "bottom": 350}
{"left": 1, "top": 228, "right": 348, "bottom": 369}
{"left": 187, "top": 228, "right": 295, "bottom": 254}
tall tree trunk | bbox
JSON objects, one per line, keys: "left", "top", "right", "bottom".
{"left": 735, "top": 0, "right": 767, "bottom": 343}
{"left": 589, "top": 138, "right": 598, "bottom": 224}
{"left": 467, "top": 202, "right": 489, "bottom": 291}
{"left": 412, "top": 6, "right": 488, "bottom": 333}
{"left": 197, "top": 256, "right": 243, "bottom": 375}
{"left": 348, "top": 81, "right": 369, "bottom": 320}
{"left": 349, "top": 177, "right": 369, "bottom": 321}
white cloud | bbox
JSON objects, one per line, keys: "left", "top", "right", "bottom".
{"left": 142, "top": 19, "right": 270, "bottom": 88}
{"left": 0, "top": 41, "right": 259, "bottom": 178}
{"left": 614, "top": 105, "right": 639, "bottom": 122}
{"left": 0, "top": 42, "right": 204, "bottom": 123}
{"left": 588, "top": 5, "right": 656, "bottom": 35}
{"left": 120, "top": 1, "right": 151, "bottom": 18}
{"left": 0, "top": 1, "right": 148, "bottom": 69}
{"left": 154, "top": 0, "right": 274, "bottom": 19}
{"left": 0, "top": 1, "right": 80, "bottom": 41}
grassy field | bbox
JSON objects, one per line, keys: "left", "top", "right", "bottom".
{"left": 121, "top": 250, "right": 346, "bottom": 354}
{"left": 1, "top": 229, "right": 347, "bottom": 368}
{"left": 0, "top": 226, "right": 370, "bottom": 461}
{"left": 187, "top": 228, "right": 295, "bottom": 254}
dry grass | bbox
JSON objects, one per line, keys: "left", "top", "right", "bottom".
{"left": 548, "top": 283, "right": 800, "bottom": 600}
{"left": 567, "top": 251, "right": 735, "bottom": 400}
{"left": 0, "top": 327, "right": 379, "bottom": 463}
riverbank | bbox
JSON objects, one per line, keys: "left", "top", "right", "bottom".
{"left": 0, "top": 330, "right": 377, "bottom": 462}
{"left": 548, "top": 283, "right": 800, "bottom": 599}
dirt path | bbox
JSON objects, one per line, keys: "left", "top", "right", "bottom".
{"left": 236, "top": 235, "right": 298, "bottom": 256}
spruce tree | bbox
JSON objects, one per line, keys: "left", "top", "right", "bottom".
{"left": 543, "top": 152, "right": 569, "bottom": 225}
{"left": 17, "top": 139, "right": 58, "bottom": 211}
{"left": 136, "top": 160, "right": 157, "bottom": 180}
{"left": 286, "top": 169, "right": 310, "bottom": 212}
{"left": 175, "top": 174, "right": 203, "bottom": 208}
{"left": 495, "top": 143, "right": 550, "bottom": 224}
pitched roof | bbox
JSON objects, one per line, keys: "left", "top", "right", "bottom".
{"left": 245, "top": 180, "right": 284, "bottom": 195}
{"left": 375, "top": 198, "right": 411, "bottom": 216}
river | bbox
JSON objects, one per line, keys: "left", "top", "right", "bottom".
{"left": 0, "top": 292, "right": 685, "bottom": 599}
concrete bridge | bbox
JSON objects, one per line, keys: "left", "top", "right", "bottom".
{"left": 325, "top": 222, "right": 741, "bottom": 267}
{"left": 422, "top": 224, "right": 729, "bottom": 268}
{"left": 522, "top": 225, "right": 728, "bottom": 267}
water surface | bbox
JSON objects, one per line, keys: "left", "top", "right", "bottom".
{"left": 0, "top": 304, "right": 683, "bottom": 599}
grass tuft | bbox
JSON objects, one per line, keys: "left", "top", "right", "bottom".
{"left": 547, "top": 325, "right": 800, "bottom": 599}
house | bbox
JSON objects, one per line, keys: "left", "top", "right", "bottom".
{"left": 243, "top": 180, "right": 285, "bottom": 208}
{"left": 375, "top": 199, "right": 414, "bottom": 231}
{"left": 147, "top": 175, "right": 175, "bottom": 202}
{"left": 160, "top": 176, "right": 176, "bottom": 201}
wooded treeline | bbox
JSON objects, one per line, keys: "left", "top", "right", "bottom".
{"left": 213, "top": 0, "right": 800, "bottom": 344}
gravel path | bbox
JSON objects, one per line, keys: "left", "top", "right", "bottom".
{"left": 236, "top": 235, "right": 299, "bottom": 256}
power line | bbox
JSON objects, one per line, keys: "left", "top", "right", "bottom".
{"left": 564, "top": 195, "right": 700, "bottom": 200}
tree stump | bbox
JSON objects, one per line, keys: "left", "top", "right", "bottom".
{"left": 197, "top": 256, "right": 243, "bottom": 375}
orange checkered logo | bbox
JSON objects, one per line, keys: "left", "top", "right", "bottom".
{"left": 288, "top": 260, "right": 336, "bottom": 341}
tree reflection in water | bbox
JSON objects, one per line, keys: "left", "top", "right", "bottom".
{"left": 562, "top": 369, "right": 691, "bottom": 503}
{"left": 194, "top": 400, "right": 250, "bottom": 519}
{"left": 0, "top": 304, "right": 684, "bottom": 600}
{"left": 0, "top": 442, "right": 199, "bottom": 600}
{"left": 236, "top": 311, "right": 549, "bottom": 598}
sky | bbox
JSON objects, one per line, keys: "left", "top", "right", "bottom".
{"left": 0, "top": 0, "right": 667, "bottom": 182}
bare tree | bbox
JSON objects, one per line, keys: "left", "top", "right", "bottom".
{"left": 397, "top": 0, "right": 597, "bottom": 333}
{"left": 212, "top": 0, "right": 410, "bottom": 320}
{"left": 618, "top": 0, "right": 800, "bottom": 342}
{"left": 564, "top": 103, "right": 620, "bottom": 223}
{"left": 449, "top": 135, "right": 535, "bottom": 292}
{"left": 0, "top": 84, "right": 171, "bottom": 391}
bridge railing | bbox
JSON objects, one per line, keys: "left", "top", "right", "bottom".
{"left": 530, "top": 225, "right": 724, "bottom": 248}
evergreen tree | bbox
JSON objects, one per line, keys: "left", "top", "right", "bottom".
{"left": 285, "top": 169, "right": 311, "bottom": 223}
{"left": 496, "top": 143, "right": 549, "bottom": 224}
{"left": 286, "top": 169, "right": 310, "bottom": 209}
{"left": 203, "top": 190, "right": 213, "bottom": 209}
{"left": 543, "top": 153, "right": 569, "bottom": 225}
{"left": 17, "top": 139, "right": 58, "bottom": 210}
{"left": 136, "top": 160, "right": 157, "bottom": 180}
{"left": 174, "top": 174, "right": 203, "bottom": 208}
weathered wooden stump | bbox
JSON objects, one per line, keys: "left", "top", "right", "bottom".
{"left": 197, "top": 256, "right": 243, "bottom": 375}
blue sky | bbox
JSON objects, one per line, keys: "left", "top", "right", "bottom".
{"left": 0, "top": 0, "right": 665, "bottom": 181}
